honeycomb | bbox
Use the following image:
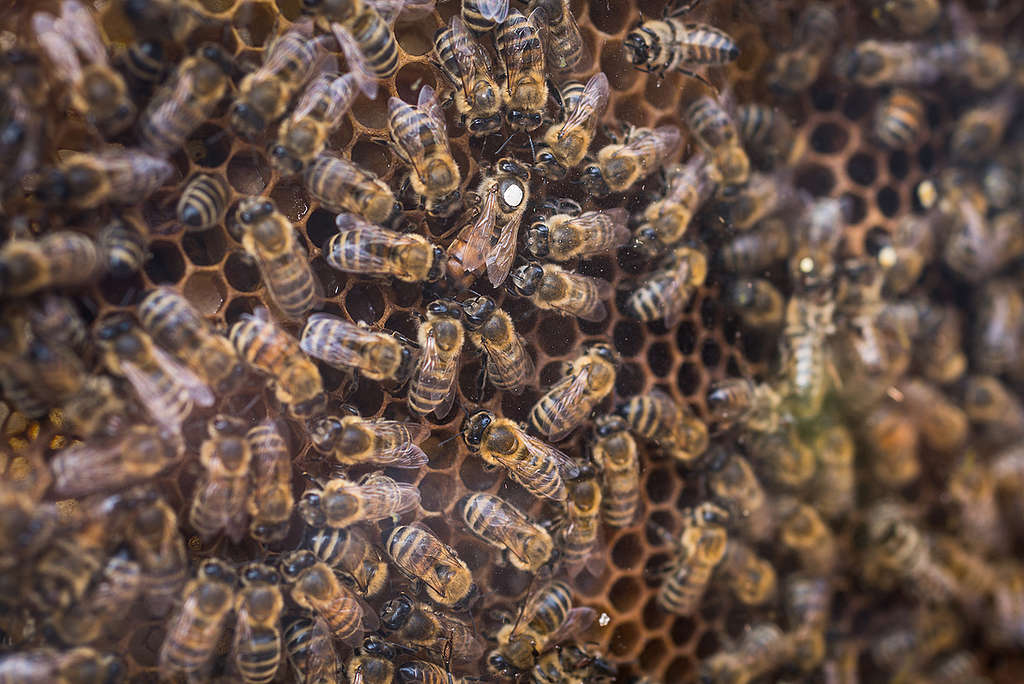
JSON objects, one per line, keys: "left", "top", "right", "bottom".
{"left": 2, "top": 0, "right": 1024, "bottom": 681}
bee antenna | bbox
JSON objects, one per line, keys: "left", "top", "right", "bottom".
{"left": 436, "top": 433, "right": 461, "bottom": 448}
{"left": 494, "top": 132, "right": 516, "bottom": 156}
{"left": 527, "top": 134, "right": 536, "bottom": 161}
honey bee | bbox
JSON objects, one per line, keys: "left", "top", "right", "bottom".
{"left": 616, "top": 388, "right": 708, "bottom": 464}
{"left": 231, "top": 23, "right": 330, "bottom": 140}
{"left": 280, "top": 550, "right": 366, "bottom": 645}
{"left": 906, "top": 300, "right": 964, "bottom": 384}
{"left": 808, "top": 422, "right": 856, "bottom": 520}
{"left": 591, "top": 415, "right": 640, "bottom": 527}
{"left": 301, "top": 313, "right": 417, "bottom": 384}
{"left": 944, "top": 206, "right": 1024, "bottom": 283}
{"left": 246, "top": 420, "right": 294, "bottom": 544}
{"left": 380, "top": 593, "right": 484, "bottom": 663}
{"left": 656, "top": 503, "right": 730, "bottom": 615}
{"left": 685, "top": 94, "right": 750, "bottom": 188}
{"left": 507, "top": 262, "right": 613, "bottom": 322}
{"left": 117, "top": 38, "right": 168, "bottom": 92}
{"left": 306, "top": 0, "right": 403, "bottom": 81}
{"left": 706, "top": 449, "right": 775, "bottom": 542}
{"left": 532, "top": 641, "right": 618, "bottom": 684}
{"left": 862, "top": 504, "right": 957, "bottom": 601}
{"left": 307, "top": 413, "right": 429, "bottom": 469}
{"left": 0, "top": 647, "right": 122, "bottom": 684}
{"left": 308, "top": 526, "right": 388, "bottom": 598}
{"left": 459, "top": 295, "right": 533, "bottom": 393}
{"left": 701, "top": 622, "right": 793, "bottom": 684}
{"left": 32, "top": 0, "right": 136, "bottom": 137}
{"left": 861, "top": 401, "right": 920, "bottom": 487}
{"left": 779, "top": 502, "right": 837, "bottom": 575}
{"left": 720, "top": 538, "right": 778, "bottom": 606}
{"left": 838, "top": 40, "right": 942, "bottom": 88}
{"left": 494, "top": 9, "right": 547, "bottom": 131}
{"left": 408, "top": 299, "right": 464, "bottom": 418}
{"left": 622, "top": 1, "right": 738, "bottom": 83}
{"left": 488, "top": 580, "right": 596, "bottom": 676}
{"left": 873, "top": 88, "right": 926, "bottom": 149}
{"left": 36, "top": 148, "right": 174, "bottom": 210}
{"left": 581, "top": 125, "right": 682, "bottom": 195}
{"left": 536, "top": 73, "right": 610, "bottom": 180}
{"left": 736, "top": 103, "right": 801, "bottom": 169}
{"left": 625, "top": 245, "right": 708, "bottom": 327}
{"left": 717, "top": 217, "right": 791, "bottom": 273}
{"left": 0, "top": 74, "right": 41, "bottom": 197}
{"left": 785, "top": 574, "right": 831, "bottom": 630}
{"left": 119, "top": 491, "right": 189, "bottom": 616}
{"left": 898, "top": 378, "right": 968, "bottom": 453}
{"left": 529, "top": 0, "right": 586, "bottom": 72}
{"left": 722, "top": 170, "right": 798, "bottom": 230}
{"left": 871, "top": 0, "right": 941, "bottom": 35}
{"left": 947, "top": 455, "right": 1006, "bottom": 553}
{"left": 346, "top": 636, "right": 397, "bottom": 684}
{"left": 298, "top": 471, "right": 421, "bottom": 529}
{"left": 631, "top": 154, "right": 718, "bottom": 258}
{"left": 433, "top": 16, "right": 505, "bottom": 136}
{"left": 190, "top": 415, "right": 252, "bottom": 543}
{"left": 874, "top": 214, "right": 936, "bottom": 295}
{"left": 96, "top": 314, "right": 214, "bottom": 433}
{"left": 233, "top": 563, "right": 284, "bottom": 684}
{"left": 159, "top": 559, "right": 237, "bottom": 681}
{"left": 177, "top": 174, "right": 230, "bottom": 231}
{"left": 283, "top": 616, "right": 342, "bottom": 683}
{"left": 0, "top": 232, "right": 102, "bottom": 298}
{"left": 927, "top": 651, "right": 990, "bottom": 684}
{"left": 973, "top": 279, "right": 1024, "bottom": 376}
{"left": 964, "top": 375, "right": 1024, "bottom": 445}
{"left": 530, "top": 343, "right": 619, "bottom": 442}
{"left": 780, "top": 295, "right": 835, "bottom": 419}
{"left": 525, "top": 201, "right": 629, "bottom": 262}
{"left": 461, "top": 410, "right": 577, "bottom": 501}
{"left": 460, "top": 492, "right": 553, "bottom": 572}
{"left": 0, "top": 484, "right": 57, "bottom": 572}
{"left": 305, "top": 153, "right": 399, "bottom": 224}
{"left": 870, "top": 606, "right": 962, "bottom": 676}
{"left": 138, "top": 44, "right": 233, "bottom": 157}
{"left": 726, "top": 278, "right": 784, "bottom": 330}
{"left": 560, "top": 464, "right": 603, "bottom": 573}
{"left": 231, "top": 307, "right": 327, "bottom": 420}
{"left": 98, "top": 217, "right": 147, "bottom": 276}
{"left": 237, "top": 197, "right": 322, "bottom": 321}
{"left": 28, "top": 534, "right": 105, "bottom": 619}
{"left": 750, "top": 427, "right": 815, "bottom": 490}
{"left": 386, "top": 523, "right": 476, "bottom": 609}
{"left": 138, "top": 287, "right": 247, "bottom": 396}
{"left": 328, "top": 213, "right": 445, "bottom": 283}
{"left": 388, "top": 85, "right": 462, "bottom": 217}
{"left": 446, "top": 157, "right": 531, "bottom": 287}
{"left": 767, "top": 3, "right": 838, "bottom": 93}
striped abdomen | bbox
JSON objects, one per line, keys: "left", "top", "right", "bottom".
{"left": 525, "top": 581, "right": 573, "bottom": 638}
{"left": 261, "top": 239, "right": 320, "bottom": 320}
{"left": 348, "top": 11, "right": 399, "bottom": 78}
{"left": 178, "top": 174, "right": 228, "bottom": 230}
{"left": 235, "top": 626, "right": 281, "bottom": 684}
{"left": 231, "top": 317, "right": 292, "bottom": 375}
{"left": 875, "top": 89, "right": 925, "bottom": 149}
{"left": 673, "top": 21, "right": 739, "bottom": 67}
{"left": 601, "top": 460, "right": 639, "bottom": 528}
{"left": 462, "top": 0, "right": 506, "bottom": 33}
{"left": 659, "top": 559, "right": 714, "bottom": 614}
{"left": 139, "top": 288, "right": 205, "bottom": 353}
{"left": 326, "top": 229, "right": 395, "bottom": 277}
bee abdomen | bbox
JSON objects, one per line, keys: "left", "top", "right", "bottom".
{"left": 679, "top": 22, "right": 739, "bottom": 65}
{"left": 350, "top": 14, "right": 399, "bottom": 78}
{"left": 177, "top": 174, "right": 228, "bottom": 231}
{"left": 236, "top": 628, "right": 281, "bottom": 684}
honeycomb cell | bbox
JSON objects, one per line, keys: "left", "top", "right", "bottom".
{"left": 647, "top": 342, "right": 673, "bottom": 378}
{"left": 590, "top": 0, "right": 633, "bottom": 36}
{"left": 701, "top": 337, "right": 721, "bottom": 368}
{"left": 185, "top": 124, "right": 232, "bottom": 168}
{"left": 198, "top": 0, "right": 236, "bottom": 13}
{"left": 144, "top": 241, "right": 187, "bottom": 285}
{"left": 574, "top": 566, "right": 607, "bottom": 598}
{"left": 611, "top": 533, "right": 644, "bottom": 571}
{"left": 613, "top": 320, "right": 646, "bottom": 358}
{"left": 841, "top": 87, "right": 873, "bottom": 121}
{"left": 182, "top": 271, "right": 227, "bottom": 316}
{"left": 224, "top": 251, "right": 261, "bottom": 292}
{"left": 352, "top": 97, "right": 390, "bottom": 131}
{"left": 665, "top": 655, "right": 694, "bottom": 682}
{"left": 676, "top": 361, "right": 702, "bottom": 397}
{"left": 615, "top": 362, "right": 646, "bottom": 398}
{"left": 696, "top": 629, "right": 721, "bottom": 657}
{"left": 351, "top": 138, "right": 393, "bottom": 177}
{"left": 489, "top": 563, "right": 532, "bottom": 598}
{"left": 232, "top": 3, "right": 276, "bottom": 46}
{"left": 810, "top": 121, "right": 850, "bottom": 155}
{"left": 643, "top": 598, "right": 668, "bottom": 631}
{"left": 224, "top": 295, "right": 260, "bottom": 324}
{"left": 847, "top": 152, "right": 879, "bottom": 186}
{"left": 645, "top": 467, "right": 675, "bottom": 504}
{"left": 181, "top": 227, "right": 228, "bottom": 266}
{"left": 226, "top": 150, "right": 271, "bottom": 195}
{"left": 395, "top": 62, "right": 437, "bottom": 104}
{"left": 877, "top": 185, "right": 901, "bottom": 217}
{"left": 609, "top": 621, "right": 641, "bottom": 657}
{"left": 396, "top": 16, "right": 436, "bottom": 57}
{"left": 676, "top": 320, "right": 697, "bottom": 355}
{"left": 273, "top": 0, "right": 301, "bottom": 21}
{"left": 459, "top": 452, "right": 502, "bottom": 492}
{"left": 418, "top": 472, "right": 454, "bottom": 512}
{"left": 794, "top": 161, "right": 837, "bottom": 196}
{"left": 537, "top": 313, "right": 577, "bottom": 356}
{"left": 842, "top": 192, "right": 868, "bottom": 224}
{"left": 345, "top": 282, "right": 386, "bottom": 323}
{"left": 311, "top": 256, "right": 345, "bottom": 298}
{"left": 610, "top": 576, "right": 642, "bottom": 613}
{"left": 98, "top": 271, "right": 145, "bottom": 307}
{"left": 269, "top": 179, "right": 310, "bottom": 223}
{"left": 889, "top": 149, "right": 911, "bottom": 179}
{"left": 639, "top": 637, "right": 668, "bottom": 672}
{"left": 601, "top": 41, "right": 641, "bottom": 92}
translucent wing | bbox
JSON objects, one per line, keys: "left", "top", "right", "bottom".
{"left": 477, "top": 0, "right": 511, "bottom": 22}
{"left": 301, "top": 314, "right": 377, "bottom": 368}
{"left": 486, "top": 203, "right": 526, "bottom": 287}
{"left": 449, "top": 185, "right": 498, "bottom": 276}
{"left": 627, "top": 125, "right": 682, "bottom": 163}
{"left": 541, "top": 365, "right": 592, "bottom": 442}
{"left": 33, "top": 12, "right": 82, "bottom": 83}
{"left": 396, "top": 0, "right": 435, "bottom": 21}
{"left": 543, "top": 606, "right": 598, "bottom": 648}
{"left": 445, "top": 16, "right": 479, "bottom": 98}
{"left": 368, "top": 0, "right": 408, "bottom": 26}
{"left": 59, "top": 0, "right": 109, "bottom": 66}
{"left": 306, "top": 617, "right": 342, "bottom": 682}
{"left": 412, "top": 325, "right": 459, "bottom": 419}
{"left": 291, "top": 73, "right": 339, "bottom": 121}
{"left": 357, "top": 472, "right": 421, "bottom": 518}
{"left": 559, "top": 72, "right": 609, "bottom": 137}
{"left": 563, "top": 273, "right": 612, "bottom": 323}
{"left": 418, "top": 84, "right": 447, "bottom": 134}
{"left": 333, "top": 214, "right": 395, "bottom": 272}
{"left": 502, "top": 11, "right": 543, "bottom": 95}
{"left": 483, "top": 334, "right": 534, "bottom": 392}
{"left": 150, "top": 341, "right": 215, "bottom": 406}
{"left": 369, "top": 420, "right": 430, "bottom": 467}
{"left": 661, "top": 259, "right": 699, "bottom": 327}
{"left": 388, "top": 97, "right": 430, "bottom": 172}
{"left": 570, "top": 209, "right": 630, "bottom": 254}
{"left": 521, "top": 430, "right": 579, "bottom": 478}
{"left": 333, "top": 28, "right": 379, "bottom": 99}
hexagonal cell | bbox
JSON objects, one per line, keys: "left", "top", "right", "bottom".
{"left": 181, "top": 227, "right": 228, "bottom": 266}
{"left": 537, "top": 313, "right": 578, "bottom": 357}
{"left": 846, "top": 152, "right": 879, "bottom": 187}
{"left": 608, "top": 621, "right": 642, "bottom": 657}
{"left": 610, "top": 576, "right": 643, "bottom": 613}
{"left": 344, "top": 282, "right": 386, "bottom": 323}
{"left": 144, "top": 241, "right": 187, "bottom": 285}
{"left": 232, "top": 2, "right": 276, "bottom": 46}
{"left": 810, "top": 121, "right": 850, "bottom": 155}
{"left": 611, "top": 533, "right": 644, "bottom": 571}
{"left": 185, "top": 124, "right": 232, "bottom": 168}
{"left": 601, "top": 41, "right": 641, "bottom": 93}
{"left": 395, "top": 62, "right": 437, "bottom": 104}
{"left": 226, "top": 150, "right": 271, "bottom": 195}
{"left": 269, "top": 178, "right": 311, "bottom": 223}
{"left": 182, "top": 271, "right": 227, "bottom": 316}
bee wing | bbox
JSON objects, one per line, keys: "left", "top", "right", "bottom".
{"left": 301, "top": 314, "right": 374, "bottom": 368}
{"left": 149, "top": 342, "right": 215, "bottom": 406}
{"left": 58, "top": 0, "right": 110, "bottom": 66}
{"left": 388, "top": 97, "right": 430, "bottom": 172}
{"left": 369, "top": 421, "right": 430, "bottom": 467}
{"left": 542, "top": 365, "right": 593, "bottom": 442}
{"left": 332, "top": 27, "right": 379, "bottom": 99}
{"left": 660, "top": 260, "right": 698, "bottom": 328}
{"left": 291, "top": 73, "right": 338, "bottom": 121}
{"left": 449, "top": 184, "right": 498, "bottom": 275}
{"left": 477, "top": 0, "right": 511, "bottom": 22}
{"left": 630, "top": 126, "right": 683, "bottom": 165}
{"left": 572, "top": 209, "right": 630, "bottom": 251}
{"left": 520, "top": 431, "right": 578, "bottom": 479}
{"left": 50, "top": 441, "right": 122, "bottom": 497}
{"left": 486, "top": 205, "right": 526, "bottom": 288}
{"left": 412, "top": 326, "right": 459, "bottom": 419}
{"left": 559, "top": 72, "right": 609, "bottom": 138}
{"left": 503, "top": 11, "right": 543, "bottom": 94}
{"left": 544, "top": 606, "right": 598, "bottom": 647}
{"left": 307, "top": 617, "right": 342, "bottom": 682}
{"left": 357, "top": 476, "right": 421, "bottom": 518}
{"left": 447, "top": 16, "right": 485, "bottom": 100}
{"left": 368, "top": 0, "right": 408, "bottom": 26}
{"left": 232, "top": 604, "right": 254, "bottom": 658}
{"left": 417, "top": 84, "right": 447, "bottom": 134}
{"left": 33, "top": 12, "right": 83, "bottom": 83}
{"left": 334, "top": 214, "right": 395, "bottom": 272}
{"left": 567, "top": 274, "right": 612, "bottom": 323}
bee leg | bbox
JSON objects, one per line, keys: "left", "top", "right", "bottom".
{"left": 600, "top": 123, "right": 620, "bottom": 145}
{"left": 665, "top": 0, "right": 703, "bottom": 18}
{"left": 678, "top": 67, "right": 720, "bottom": 95}
{"left": 475, "top": 362, "right": 489, "bottom": 403}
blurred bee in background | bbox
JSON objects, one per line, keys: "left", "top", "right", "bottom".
{"left": 530, "top": 343, "right": 619, "bottom": 442}
{"left": 560, "top": 463, "right": 603, "bottom": 575}
{"left": 779, "top": 295, "right": 836, "bottom": 419}
{"left": 462, "top": 409, "right": 577, "bottom": 501}
{"left": 0, "top": 482, "right": 58, "bottom": 573}
{"left": 529, "top": 0, "right": 586, "bottom": 72}
{"left": 494, "top": 9, "right": 547, "bottom": 131}
{"left": 631, "top": 154, "right": 718, "bottom": 258}
{"left": 159, "top": 559, "right": 237, "bottom": 682}
{"left": 388, "top": 85, "right": 462, "bottom": 217}
{"left": 525, "top": 201, "right": 629, "bottom": 262}
{"left": 283, "top": 616, "right": 342, "bottom": 683}
{"left": 717, "top": 217, "right": 791, "bottom": 273}
{"left": 460, "top": 295, "right": 534, "bottom": 393}
{"left": 381, "top": 593, "right": 484, "bottom": 663}
{"left": 748, "top": 426, "right": 816, "bottom": 490}
{"left": 964, "top": 375, "right": 1024, "bottom": 446}
{"left": 736, "top": 103, "right": 802, "bottom": 169}
{"left": 190, "top": 415, "right": 252, "bottom": 543}
{"left": 726, "top": 278, "right": 785, "bottom": 330}
{"left": 870, "top": 606, "right": 962, "bottom": 677}
{"left": 304, "top": 0, "right": 404, "bottom": 81}
{"left": 721, "top": 170, "right": 798, "bottom": 230}
{"left": 873, "top": 88, "right": 926, "bottom": 149}
{"left": 508, "top": 262, "right": 613, "bottom": 322}
{"left": 409, "top": 299, "right": 464, "bottom": 418}
{"left": 767, "top": 2, "right": 839, "bottom": 93}
{"left": 98, "top": 217, "right": 147, "bottom": 276}
{"left": 246, "top": 420, "right": 294, "bottom": 544}
{"left": 785, "top": 573, "right": 831, "bottom": 631}
{"left": 701, "top": 622, "right": 793, "bottom": 683}
{"left": 908, "top": 299, "right": 965, "bottom": 384}
{"left": 116, "top": 491, "right": 188, "bottom": 617}
{"left": 177, "top": 173, "right": 230, "bottom": 231}
{"left": 309, "top": 525, "right": 389, "bottom": 598}
{"left": 328, "top": 213, "right": 446, "bottom": 283}
{"left": 973, "top": 279, "right": 1024, "bottom": 377}
{"left": 346, "top": 635, "right": 397, "bottom": 684}
{"left": 0, "top": 647, "right": 122, "bottom": 683}
{"left": 0, "top": 57, "right": 43, "bottom": 197}
{"left": 0, "top": 232, "right": 102, "bottom": 299}
{"left": 308, "top": 412, "right": 429, "bottom": 468}
{"left": 655, "top": 503, "right": 730, "bottom": 615}
{"left": 807, "top": 422, "right": 856, "bottom": 520}
{"left": 280, "top": 550, "right": 367, "bottom": 645}
{"left": 706, "top": 448, "right": 775, "bottom": 542}
{"left": 386, "top": 524, "right": 476, "bottom": 609}
{"left": 719, "top": 538, "right": 778, "bottom": 606}
{"left": 616, "top": 388, "right": 708, "bottom": 464}
{"left": 860, "top": 400, "right": 921, "bottom": 487}
{"left": 625, "top": 245, "right": 708, "bottom": 327}
{"left": 874, "top": 213, "right": 936, "bottom": 295}
{"left": 297, "top": 471, "right": 420, "bottom": 529}
{"left": 946, "top": 454, "right": 1007, "bottom": 554}
{"left": 462, "top": 0, "right": 510, "bottom": 33}
{"left": 591, "top": 415, "right": 640, "bottom": 527}
{"left": 301, "top": 313, "right": 417, "bottom": 384}
{"left": 897, "top": 377, "right": 969, "bottom": 453}
{"left": 35, "top": 148, "right": 174, "bottom": 211}
{"left": 460, "top": 492, "right": 554, "bottom": 572}
{"left": 861, "top": 503, "right": 957, "bottom": 602}
{"left": 233, "top": 562, "right": 284, "bottom": 684}
{"left": 536, "top": 73, "right": 610, "bottom": 180}
{"left": 433, "top": 15, "right": 505, "bottom": 136}
{"left": 837, "top": 39, "right": 942, "bottom": 88}
{"left": 943, "top": 205, "right": 1024, "bottom": 283}
{"left": 581, "top": 125, "right": 682, "bottom": 195}
{"left": 779, "top": 502, "right": 838, "bottom": 575}
{"left": 305, "top": 153, "right": 398, "bottom": 224}
{"left": 870, "top": 0, "right": 941, "bottom": 35}
{"left": 32, "top": 0, "right": 136, "bottom": 137}
{"left": 532, "top": 641, "right": 618, "bottom": 684}
{"left": 685, "top": 93, "right": 750, "bottom": 188}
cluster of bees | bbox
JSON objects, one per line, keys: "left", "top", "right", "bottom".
{"left": 0, "top": 0, "right": 1022, "bottom": 681}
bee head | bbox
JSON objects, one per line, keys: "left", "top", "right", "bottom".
{"left": 695, "top": 502, "right": 731, "bottom": 527}
{"left": 468, "top": 112, "right": 504, "bottom": 135}
{"left": 359, "top": 635, "right": 395, "bottom": 659}
{"left": 269, "top": 143, "right": 304, "bottom": 175}
{"left": 534, "top": 147, "right": 566, "bottom": 180}
{"left": 238, "top": 198, "right": 275, "bottom": 224}
{"left": 308, "top": 414, "right": 342, "bottom": 453}
{"left": 622, "top": 29, "right": 654, "bottom": 66}
{"left": 595, "top": 414, "right": 627, "bottom": 438}
{"left": 427, "top": 246, "right": 447, "bottom": 282}
{"left": 229, "top": 102, "right": 265, "bottom": 140}
{"left": 297, "top": 489, "right": 327, "bottom": 527}
{"left": 427, "top": 299, "right": 461, "bottom": 320}
{"left": 498, "top": 157, "right": 531, "bottom": 182}
{"left": 461, "top": 409, "right": 493, "bottom": 448}
{"left": 250, "top": 520, "right": 290, "bottom": 544}
{"left": 508, "top": 263, "right": 543, "bottom": 297}
{"left": 380, "top": 593, "right": 414, "bottom": 630}
{"left": 589, "top": 343, "right": 619, "bottom": 366}
{"left": 580, "top": 164, "right": 608, "bottom": 194}
{"left": 460, "top": 295, "right": 496, "bottom": 330}
{"left": 487, "top": 650, "right": 518, "bottom": 677}
{"left": 199, "top": 558, "right": 236, "bottom": 585}
{"left": 279, "top": 550, "right": 316, "bottom": 580}
{"left": 241, "top": 562, "right": 279, "bottom": 586}
{"left": 506, "top": 109, "right": 543, "bottom": 131}
{"left": 525, "top": 221, "right": 550, "bottom": 258}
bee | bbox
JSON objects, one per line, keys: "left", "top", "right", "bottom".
{"left": 280, "top": 550, "right": 366, "bottom": 644}
{"left": 231, "top": 23, "right": 330, "bottom": 140}
{"left": 726, "top": 278, "right": 785, "bottom": 330}
{"left": 862, "top": 504, "right": 957, "bottom": 601}
{"left": 462, "top": 0, "right": 510, "bottom": 33}
{"left": 237, "top": 197, "right": 322, "bottom": 321}
{"left": 159, "top": 559, "right": 237, "bottom": 681}
{"left": 779, "top": 502, "right": 837, "bottom": 575}
{"left": 625, "top": 245, "right": 708, "bottom": 327}
{"left": 560, "top": 464, "right": 603, "bottom": 573}
{"left": 0, "top": 232, "right": 102, "bottom": 298}
{"left": 870, "top": 606, "right": 962, "bottom": 676}
{"left": 309, "top": 526, "right": 388, "bottom": 598}
{"left": 301, "top": 313, "right": 417, "bottom": 384}
{"left": 119, "top": 492, "right": 189, "bottom": 616}
{"left": 780, "top": 295, "right": 835, "bottom": 419}
{"left": 138, "top": 44, "right": 233, "bottom": 157}
{"left": 873, "top": 88, "right": 926, "bottom": 149}
{"left": 706, "top": 449, "right": 775, "bottom": 542}
{"left": 861, "top": 401, "right": 920, "bottom": 487}
{"left": 494, "top": 9, "right": 547, "bottom": 131}
{"left": 27, "top": 534, "right": 105, "bottom": 618}
{"left": 701, "top": 622, "right": 792, "bottom": 684}
{"left": 36, "top": 148, "right": 173, "bottom": 210}
{"left": 190, "top": 415, "right": 252, "bottom": 543}
{"left": 532, "top": 642, "right": 617, "bottom": 684}
{"left": 306, "top": 0, "right": 403, "bottom": 81}
{"left": 536, "top": 73, "right": 610, "bottom": 180}
{"left": 530, "top": 343, "right": 619, "bottom": 442}
{"left": 507, "top": 262, "right": 613, "bottom": 322}
{"left": 177, "top": 173, "right": 230, "bottom": 231}
{"left": 908, "top": 300, "right": 965, "bottom": 384}
{"left": 98, "top": 217, "right": 147, "bottom": 277}
{"left": 622, "top": 1, "right": 739, "bottom": 82}
{"left": 898, "top": 378, "right": 968, "bottom": 453}
{"left": 283, "top": 616, "right": 342, "bottom": 683}
{"left": 138, "top": 287, "right": 247, "bottom": 396}
{"left": 380, "top": 593, "right": 484, "bottom": 663}
{"left": 871, "top": 0, "right": 941, "bottom": 35}
{"left": 927, "top": 652, "right": 990, "bottom": 684}
{"left": 32, "top": 0, "right": 135, "bottom": 136}
{"left": 767, "top": 2, "right": 838, "bottom": 93}
{"left": 231, "top": 307, "right": 327, "bottom": 420}
{"left": 529, "top": 0, "right": 585, "bottom": 72}
{"left": 461, "top": 410, "right": 577, "bottom": 501}
{"left": 656, "top": 503, "right": 730, "bottom": 615}
{"left": 0, "top": 647, "right": 122, "bottom": 684}
{"left": 720, "top": 539, "right": 778, "bottom": 606}
{"left": 631, "top": 154, "right": 718, "bottom": 258}
{"left": 964, "top": 375, "right": 1024, "bottom": 445}
{"left": 947, "top": 455, "right": 1006, "bottom": 554}
{"left": 838, "top": 40, "right": 942, "bottom": 88}
{"left": 446, "top": 157, "right": 531, "bottom": 287}
{"left": 736, "top": 103, "right": 801, "bottom": 169}
{"left": 685, "top": 94, "right": 750, "bottom": 188}
{"left": 581, "top": 125, "right": 682, "bottom": 195}
{"left": 0, "top": 484, "right": 58, "bottom": 572}
{"left": 785, "top": 574, "right": 831, "bottom": 631}
{"left": 328, "top": 213, "right": 445, "bottom": 283}
{"left": 460, "top": 492, "right": 553, "bottom": 572}
{"left": 717, "top": 217, "right": 791, "bottom": 273}
{"left": 233, "top": 563, "right": 284, "bottom": 684}
{"left": 874, "top": 213, "right": 936, "bottom": 295}
{"left": 307, "top": 413, "right": 429, "bottom": 468}
{"left": 408, "top": 299, "right": 464, "bottom": 418}
{"left": 388, "top": 85, "right": 462, "bottom": 217}
{"left": 525, "top": 201, "right": 629, "bottom": 262}
{"left": 945, "top": 208, "right": 1024, "bottom": 284}
{"left": 590, "top": 415, "right": 640, "bottom": 527}
{"left": 615, "top": 388, "right": 708, "bottom": 464}
{"left": 722, "top": 170, "right": 797, "bottom": 230}
{"left": 117, "top": 38, "right": 168, "bottom": 92}
{"left": 488, "top": 580, "right": 596, "bottom": 676}
{"left": 460, "top": 295, "right": 533, "bottom": 393}
{"left": 973, "top": 279, "right": 1024, "bottom": 376}
{"left": 246, "top": 420, "right": 294, "bottom": 544}
{"left": 951, "top": 92, "right": 1016, "bottom": 163}
{"left": 346, "top": 636, "right": 397, "bottom": 684}
{"left": 298, "top": 471, "right": 420, "bottom": 529}
{"left": 304, "top": 153, "right": 398, "bottom": 224}
{"left": 433, "top": 16, "right": 505, "bottom": 136}
{"left": 386, "top": 523, "right": 476, "bottom": 609}
{"left": 750, "top": 427, "right": 815, "bottom": 490}
{"left": 807, "top": 423, "right": 856, "bottom": 520}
